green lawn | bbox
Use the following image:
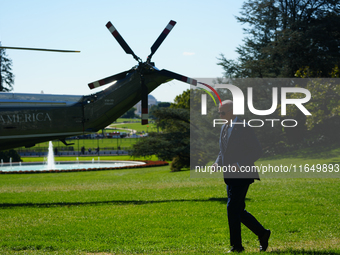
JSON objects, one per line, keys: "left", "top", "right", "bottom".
{"left": 110, "top": 122, "right": 158, "bottom": 133}
{"left": 114, "top": 118, "right": 139, "bottom": 122}
{"left": 0, "top": 147, "right": 339, "bottom": 254}
{"left": 18, "top": 138, "right": 141, "bottom": 153}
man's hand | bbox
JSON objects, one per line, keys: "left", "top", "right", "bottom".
{"left": 211, "top": 163, "right": 218, "bottom": 172}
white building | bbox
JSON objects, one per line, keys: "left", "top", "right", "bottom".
{"left": 134, "top": 95, "right": 158, "bottom": 116}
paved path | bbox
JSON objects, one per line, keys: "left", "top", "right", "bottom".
{"left": 106, "top": 125, "right": 137, "bottom": 134}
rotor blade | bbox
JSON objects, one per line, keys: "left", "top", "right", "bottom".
{"left": 159, "top": 69, "right": 197, "bottom": 86}
{"left": 106, "top": 22, "right": 140, "bottom": 62}
{"left": 141, "top": 82, "right": 149, "bottom": 125}
{"left": 147, "top": 20, "right": 176, "bottom": 62}
{"left": 0, "top": 46, "right": 80, "bottom": 53}
{"left": 88, "top": 70, "right": 130, "bottom": 89}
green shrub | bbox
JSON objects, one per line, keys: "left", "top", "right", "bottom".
{"left": 0, "top": 149, "right": 21, "bottom": 162}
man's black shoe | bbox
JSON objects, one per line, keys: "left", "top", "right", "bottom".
{"left": 259, "top": 229, "right": 271, "bottom": 251}
{"left": 227, "top": 246, "right": 244, "bottom": 253}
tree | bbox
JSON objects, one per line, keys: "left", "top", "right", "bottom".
{"left": 149, "top": 102, "right": 171, "bottom": 119}
{"left": 120, "top": 107, "right": 137, "bottom": 118}
{"left": 0, "top": 149, "right": 21, "bottom": 162}
{"left": 286, "top": 67, "right": 340, "bottom": 134}
{"left": 217, "top": 0, "right": 340, "bottom": 150}
{"left": 219, "top": 0, "right": 340, "bottom": 78}
{"left": 0, "top": 43, "right": 14, "bottom": 92}
{"left": 171, "top": 89, "right": 190, "bottom": 109}
{"left": 131, "top": 107, "right": 190, "bottom": 171}
{"left": 158, "top": 102, "right": 171, "bottom": 108}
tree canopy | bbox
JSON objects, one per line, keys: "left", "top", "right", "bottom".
{"left": 0, "top": 43, "right": 14, "bottom": 92}
{"left": 171, "top": 89, "right": 190, "bottom": 109}
{"left": 131, "top": 107, "right": 190, "bottom": 171}
{"left": 120, "top": 107, "right": 138, "bottom": 119}
{"left": 219, "top": 0, "right": 340, "bottom": 78}
{"left": 149, "top": 102, "right": 171, "bottom": 119}
{"left": 216, "top": 0, "right": 340, "bottom": 149}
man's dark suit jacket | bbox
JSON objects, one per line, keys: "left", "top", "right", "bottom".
{"left": 215, "top": 117, "right": 262, "bottom": 185}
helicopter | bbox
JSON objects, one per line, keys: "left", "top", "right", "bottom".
{"left": 0, "top": 20, "right": 197, "bottom": 151}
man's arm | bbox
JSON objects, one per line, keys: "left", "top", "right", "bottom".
{"left": 215, "top": 150, "right": 222, "bottom": 166}
{"left": 211, "top": 151, "right": 223, "bottom": 171}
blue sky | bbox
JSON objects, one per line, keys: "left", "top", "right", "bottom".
{"left": 0, "top": 0, "right": 245, "bottom": 102}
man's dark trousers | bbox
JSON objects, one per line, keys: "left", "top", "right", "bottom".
{"left": 227, "top": 183, "right": 266, "bottom": 247}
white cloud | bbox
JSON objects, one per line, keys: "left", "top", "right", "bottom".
{"left": 183, "top": 52, "right": 195, "bottom": 56}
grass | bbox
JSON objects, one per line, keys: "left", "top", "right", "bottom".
{"left": 255, "top": 145, "right": 340, "bottom": 178}
{"left": 110, "top": 118, "right": 158, "bottom": 133}
{"left": 17, "top": 138, "right": 141, "bottom": 153}
{"left": 0, "top": 146, "right": 340, "bottom": 254}
{"left": 109, "top": 122, "right": 158, "bottom": 133}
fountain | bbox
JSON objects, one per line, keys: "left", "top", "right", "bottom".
{"left": 46, "top": 141, "right": 56, "bottom": 169}
{"left": 0, "top": 141, "right": 149, "bottom": 173}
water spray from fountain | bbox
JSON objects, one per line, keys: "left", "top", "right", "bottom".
{"left": 46, "top": 141, "right": 56, "bottom": 169}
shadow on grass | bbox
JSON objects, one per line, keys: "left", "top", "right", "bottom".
{"left": 270, "top": 248, "right": 340, "bottom": 255}
{"left": 0, "top": 197, "right": 249, "bottom": 208}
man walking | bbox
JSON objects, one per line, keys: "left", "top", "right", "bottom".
{"left": 212, "top": 100, "right": 271, "bottom": 252}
